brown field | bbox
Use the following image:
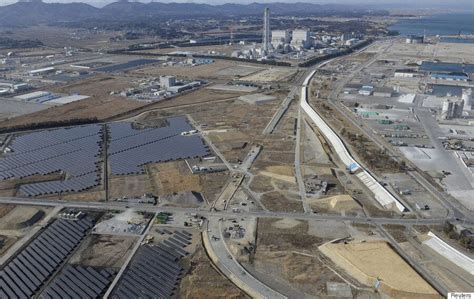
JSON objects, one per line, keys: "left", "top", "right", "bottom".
{"left": 383, "top": 224, "right": 409, "bottom": 243}
{"left": 251, "top": 218, "right": 350, "bottom": 297}
{"left": 178, "top": 243, "right": 248, "bottom": 299}
{"left": 0, "top": 77, "right": 246, "bottom": 130}
{"left": 309, "top": 194, "right": 363, "bottom": 215}
{"left": 133, "top": 44, "right": 243, "bottom": 56}
{"left": 109, "top": 174, "right": 153, "bottom": 199}
{"left": 260, "top": 191, "right": 304, "bottom": 213}
{"left": 0, "top": 75, "right": 143, "bottom": 129}
{"left": 252, "top": 251, "right": 347, "bottom": 297}
{"left": 0, "top": 206, "right": 42, "bottom": 229}
{"left": 69, "top": 234, "right": 137, "bottom": 268}
{"left": 149, "top": 161, "right": 202, "bottom": 196}
{"left": 59, "top": 190, "right": 105, "bottom": 202}
{"left": 257, "top": 218, "right": 323, "bottom": 250}
{"left": 131, "top": 59, "right": 263, "bottom": 81}
{"left": 0, "top": 205, "right": 15, "bottom": 219}
{"left": 319, "top": 240, "right": 440, "bottom": 298}
{"left": 249, "top": 175, "right": 274, "bottom": 193}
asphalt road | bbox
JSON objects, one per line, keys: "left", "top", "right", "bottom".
{"left": 262, "top": 86, "right": 297, "bottom": 135}
{"left": 0, "top": 197, "right": 457, "bottom": 225}
{"left": 205, "top": 217, "right": 286, "bottom": 299}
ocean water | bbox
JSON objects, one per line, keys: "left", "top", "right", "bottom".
{"left": 389, "top": 13, "right": 474, "bottom": 36}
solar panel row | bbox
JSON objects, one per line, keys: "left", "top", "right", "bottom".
{"left": 95, "top": 59, "right": 158, "bottom": 73}
{"left": 40, "top": 265, "right": 115, "bottom": 299}
{"left": 0, "top": 217, "right": 94, "bottom": 298}
{"left": 20, "top": 172, "right": 101, "bottom": 197}
{"left": 0, "top": 125, "right": 103, "bottom": 197}
{"left": 112, "top": 230, "right": 193, "bottom": 299}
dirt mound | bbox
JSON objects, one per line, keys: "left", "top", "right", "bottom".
{"left": 160, "top": 191, "right": 204, "bottom": 207}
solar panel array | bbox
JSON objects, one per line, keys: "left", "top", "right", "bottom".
{"left": 112, "top": 230, "right": 193, "bottom": 299}
{"left": 0, "top": 125, "right": 103, "bottom": 197}
{"left": 420, "top": 61, "right": 474, "bottom": 74}
{"left": 95, "top": 59, "right": 158, "bottom": 73}
{"left": 40, "top": 265, "right": 115, "bottom": 299}
{"left": 0, "top": 216, "right": 94, "bottom": 298}
{"left": 108, "top": 116, "right": 210, "bottom": 175}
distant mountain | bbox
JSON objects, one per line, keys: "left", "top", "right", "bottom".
{"left": 0, "top": 1, "right": 99, "bottom": 26}
{"left": 100, "top": 1, "right": 374, "bottom": 18}
{"left": 0, "top": 0, "right": 388, "bottom": 26}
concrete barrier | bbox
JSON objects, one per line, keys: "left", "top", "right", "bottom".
{"left": 424, "top": 231, "right": 474, "bottom": 275}
{"left": 300, "top": 70, "right": 405, "bottom": 212}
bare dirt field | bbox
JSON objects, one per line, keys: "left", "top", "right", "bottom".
{"left": 240, "top": 68, "right": 296, "bottom": 83}
{"left": 309, "top": 194, "right": 363, "bottom": 215}
{"left": 0, "top": 77, "right": 246, "bottom": 130}
{"left": 59, "top": 190, "right": 105, "bottom": 202}
{"left": 134, "top": 44, "right": 242, "bottom": 56}
{"left": 319, "top": 240, "right": 440, "bottom": 298}
{"left": 250, "top": 218, "right": 358, "bottom": 298}
{"left": 149, "top": 161, "right": 202, "bottom": 196}
{"left": 148, "top": 160, "right": 228, "bottom": 205}
{"left": 178, "top": 243, "right": 248, "bottom": 299}
{"left": 385, "top": 41, "right": 474, "bottom": 64}
{"left": 383, "top": 224, "right": 409, "bottom": 243}
{"left": 0, "top": 26, "right": 129, "bottom": 49}
{"left": 69, "top": 234, "right": 137, "bottom": 268}
{"left": 257, "top": 218, "right": 323, "bottom": 251}
{"left": 0, "top": 205, "right": 15, "bottom": 219}
{"left": 260, "top": 191, "right": 304, "bottom": 213}
{"left": 109, "top": 174, "right": 153, "bottom": 199}
{"left": 0, "top": 206, "right": 42, "bottom": 230}
{"left": 132, "top": 59, "right": 263, "bottom": 81}
{"left": 0, "top": 75, "right": 143, "bottom": 129}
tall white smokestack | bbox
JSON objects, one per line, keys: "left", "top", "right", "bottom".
{"left": 263, "top": 8, "right": 270, "bottom": 53}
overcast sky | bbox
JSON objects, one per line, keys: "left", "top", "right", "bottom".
{"left": 0, "top": 0, "right": 473, "bottom": 8}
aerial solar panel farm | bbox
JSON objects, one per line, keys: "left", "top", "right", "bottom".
{"left": 108, "top": 116, "right": 210, "bottom": 176}
{"left": 0, "top": 116, "right": 210, "bottom": 197}
{"left": 0, "top": 125, "right": 104, "bottom": 197}
{"left": 0, "top": 114, "right": 217, "bottom": 297}
{"left": 0, "top": 215, "right": 96, "bottom": 297}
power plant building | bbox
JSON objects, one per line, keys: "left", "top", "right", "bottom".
{"left": 441, "top": 99, "right": 464, "bottom": 119}
{"left": 271, "top": 30, "right": 291, "bottom": 48}
{"left": 406, "top": 35, "right": 424, "bottom": 44}
{"left": 160, "top": 75, "right": 176, "bottom": 88}
{"left": 462, "top": 88, "right": 473, "bottom": 110}
{"left": 291, "top": 30, "right": 310, "bottom": 49}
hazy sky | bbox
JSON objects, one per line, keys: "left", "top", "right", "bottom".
{"left": 0, "top": 0, "right": 473, "bottom": 8}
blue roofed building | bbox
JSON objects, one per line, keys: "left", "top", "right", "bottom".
{"left": 430, "top": 72, "right": 469, "bottom": 82}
